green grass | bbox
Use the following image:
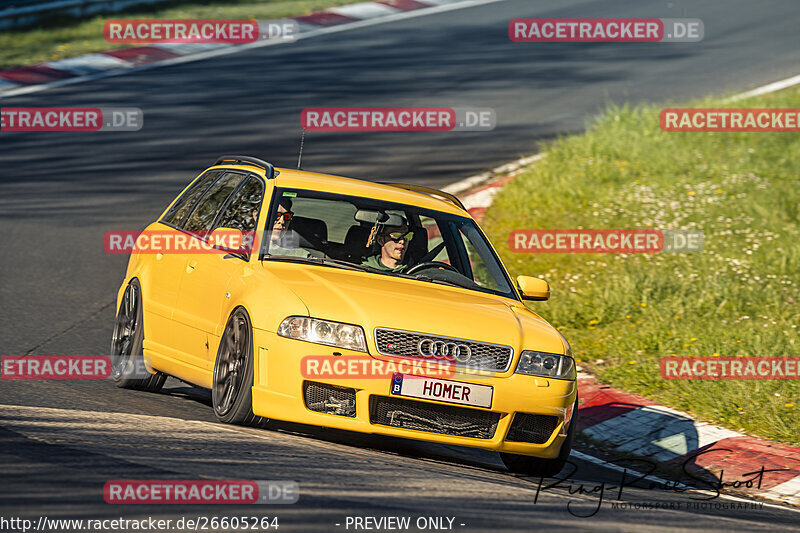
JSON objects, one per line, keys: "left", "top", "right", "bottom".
{"left": 0, "top": 0, "right": 364, "bottom": 69}
{"left": 482, "top": 89, "right": 800, "bottom": 444}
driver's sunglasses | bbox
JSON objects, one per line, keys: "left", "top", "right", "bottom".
{"left": 274, "top": 212, "right": 293, "bottom": 223}
{"left": 383, "top": 230, "right": 414, "bottom": 243}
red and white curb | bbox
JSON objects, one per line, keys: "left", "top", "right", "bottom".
{"left": 455, "top": 151, "right": 800, "bottom": 508}
{"left": 446, "top": 153, "right": 545, "bottom": 219}
{"left": 0, "top": 0, "right": 504, "bottom": 99}
{"left": 578, "top": 374, "right": 800, "bottom": 506}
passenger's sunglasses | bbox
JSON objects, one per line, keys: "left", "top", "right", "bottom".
{"left": 274, "top": 212, "right": 293, "bottom": 223}
{"left": 382, "top": 230, "right": 414, "bottom": 243}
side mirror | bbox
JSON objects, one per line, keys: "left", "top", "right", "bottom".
{"left": 208, "top": 227, "right": 251, "bottom": 255}
{"left": 517, "top": 276, "right": 550, "bottom": 301}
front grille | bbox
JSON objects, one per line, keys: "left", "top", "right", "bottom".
{"left": 374, "top": 328, "right": 513, "bottom": 372}
{"left": 369, "top": 395, "right": 500, "bottom": 439}
{"left": 505, "top": 413, "right": 560, "bottom": 444}
{"left": 303, "top": 381, "right": 356, "bottom": 417}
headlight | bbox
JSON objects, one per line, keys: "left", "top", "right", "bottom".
{"left": 277, "top": 316, "right": 367, "bottom": 352}
{"left": 515, "top": 350, "right": 576, "bottom": 380}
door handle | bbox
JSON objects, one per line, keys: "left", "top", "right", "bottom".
{"left": 186, "top": 260, "right": 197, "bottom": 273}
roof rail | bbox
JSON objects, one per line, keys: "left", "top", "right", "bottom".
{"left": 212, "top": 155, "right": 278, "bottom": 179}
{"left": 378, "top": 182, "right": 467, "bottom": 211}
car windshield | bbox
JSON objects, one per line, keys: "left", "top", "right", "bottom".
{"left": 260, "top": 187, "right": 517, "bottom": 300}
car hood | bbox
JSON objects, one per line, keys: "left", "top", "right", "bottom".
{"left": 263, "top": 262, "right": 566, "bottom": 354}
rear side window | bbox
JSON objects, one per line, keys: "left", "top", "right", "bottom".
{"left": 161, "top": 170, "right": 222, "bottom": 228}
{"left": 184, "top": 172, "right": 246, "bottom": 233}
{"left": 215, "top": 177, "right": 265, "bottom": 232}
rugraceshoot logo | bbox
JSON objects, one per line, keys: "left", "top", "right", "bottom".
{"left": 509, "top": 229, "right": 703, "bottom": 253}
{"left": 104, "top": 19, "right": 298, "bottom": 43}
{"left": 509, "top": 18, "right": 703, "bottom": 43}
{"left": 661, "top": 108, "right": 800, "bottom": 132}
{"left": 533, "top": 451, "right": 781, "bottom": 517}
{"left": 300, "top": 107, "right": 495, "bottom": 132}
{"left": 661, "top": 356, "right": 800, "bottom": 380}
{"left": 104, "top": 480, "right": 298, "bottom": 504}
{"left": 0, "top": 107, "right": 142, "bottom": 132}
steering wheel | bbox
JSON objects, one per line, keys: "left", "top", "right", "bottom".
{"left": 407, "top": 261, "right": 460, "bottom": 275}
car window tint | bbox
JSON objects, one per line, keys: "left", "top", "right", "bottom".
{"left": 184, "top": 172, "right": 246, "bottom": 233}
{"left": 419, "top": 215, "right": 451, "bottom": 264}
{"left": 161, "top": 170, "right": 222, "bottom": 228}
{"left": 262, "top": 187, "right": 517, "bottom": 299}
{"left": 457, "top": 224, "right": 506, "bottom": 292}
{"left": 215, "top": 177, "right": 265, "bottom": 232}
{"left": 290, "top": 197, "right": 356, "bottom": 243}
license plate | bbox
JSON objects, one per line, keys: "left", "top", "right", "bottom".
{"left": 390, "top": 373, "right": 493, "bottom": 408}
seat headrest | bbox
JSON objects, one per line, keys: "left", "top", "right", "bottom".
{"left": 289, "top": 216, "right": 328, "bottom": 247}
{"left": 406, "top": 226, "right": 428, "bottom": 264}
{"left": 344, "top": 225, "right": 373, "bottom": 260}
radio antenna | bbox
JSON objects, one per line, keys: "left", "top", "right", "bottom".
{"left": 297, "top": 130, "right": 305, "bottom": 169}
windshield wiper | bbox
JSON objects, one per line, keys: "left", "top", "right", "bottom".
{"left": 316, "top": 257, "right": 379, "bottom": 272}
{"left": 262, "top": 256, "right": 472, "bottom": 286}
{"left": 412, "top": 274, "right": 469, "bottom": 289}
{"left": 262, "top": 255, "right": 377, "bottom": 273}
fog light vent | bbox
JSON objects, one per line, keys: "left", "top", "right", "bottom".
{"left": 505, "top": 413, "right": 559, "bottom": 444}
{"left": 303, "top": 381, "right": 356, "bottom": 417}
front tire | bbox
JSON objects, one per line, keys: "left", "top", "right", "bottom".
{"left": 501, "top": 398, "right": 578, "bottom": 477}
{"left": 212, "top": 308, "right": 267, "bottom": 427}
{"left": 110, "top": 279, "right": 167, "bottom": 392}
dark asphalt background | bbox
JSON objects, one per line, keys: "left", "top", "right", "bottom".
{"left": 2, "top": 0, "right": 800, "bottom": 530}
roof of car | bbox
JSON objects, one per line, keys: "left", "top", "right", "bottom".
{"left": 207, "top": 162, "right": 469, "bottom": 216}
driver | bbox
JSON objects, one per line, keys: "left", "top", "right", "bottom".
{"left": 362, "top": 222, "right": 414, "bottom": 273}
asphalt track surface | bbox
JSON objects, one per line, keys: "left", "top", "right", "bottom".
{"left": 2, "top": 0, "right": 800, "bottom": 530}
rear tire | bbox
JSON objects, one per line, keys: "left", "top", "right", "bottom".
{"left": 501, "top": 398, "right": 578, "bottom": 477}
{"left": 110, "top": 279, "right": 167, "bottom": 392}
{"left": 212, "top": 308, "right": 268, "bottom": 427}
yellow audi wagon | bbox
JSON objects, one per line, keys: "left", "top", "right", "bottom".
{"left": 111, "top": 155, "right": 578, "bottom": 476}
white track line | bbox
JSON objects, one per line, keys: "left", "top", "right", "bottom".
{"left": 724, "top": 73, "right": 800, "bottom": 102}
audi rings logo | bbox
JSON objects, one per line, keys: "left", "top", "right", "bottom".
{"left": 417, "top": 339, "right": 472, "bottom": 363}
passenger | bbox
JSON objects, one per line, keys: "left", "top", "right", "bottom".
{"left": 362, "top": 222, "right": 414, "bottom": 273}
{"left": 270, "top": 198, "right": 293, "bottom": 245}
{"left": 268, "top": 198, "right": 311, "bottom": 257}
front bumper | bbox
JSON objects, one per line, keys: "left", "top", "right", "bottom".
{"left": 251, "top": 330, "right": 577, "bottom": 458}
